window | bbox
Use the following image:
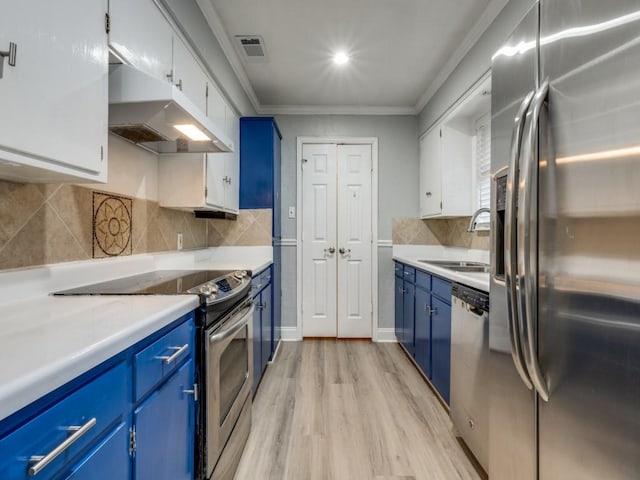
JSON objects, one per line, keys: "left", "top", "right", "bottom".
{"left": 474, "top": 113, "right": 491, "bottom": 229}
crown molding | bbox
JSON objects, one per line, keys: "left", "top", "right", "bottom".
{"left": 260, "top": 104, "right": 418, "bottom": 116}
{"left": 195, "top": 0, "right": 262, "bottom": 114}
{"left": 414, "top": 0, "right": 509, "bottom": 114}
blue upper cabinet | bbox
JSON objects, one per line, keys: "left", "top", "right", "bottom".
{"left": 239, "top": 117, "right": 282, "bottom": 226}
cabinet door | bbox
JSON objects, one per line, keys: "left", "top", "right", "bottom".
{"left": 223, "top": 106, "right": 239, "bottom": 213}
{"left": 66, "top": 422, "right": 130, "bottom": 480}
{"left": 419, "top": 128, "right": 442, "bottom": 217}
{"left": 239, "top": 119, "right": 274, "bottom": 209}
{"left": 173, "top": 37, "right": 208, "bottom": 113}
{"left": 402, "top": 282, "right": 415, "bottom": 356}
{"left": 205, "top": 153, "right": 226, "bottom": 209}
{"left": 134, "top": 359, "right": 194, "bottom": 480}
{"left": 440, "top": 125, "right": 473, "bottom": 216}
{"left": 431, "top": 297, "right": 452, "bottom": 404}
{"left": 0, "top": 0, "right": 108, "bottom": 176}
{"left": 394, "top": 275, "right": 404, "bottom": 342}
{"left": 252, "top": 296, "right": 262, "bottom": 395}
{"left": 109, "top": 0, "right": 173, "bottom": 82}
{"left": 261, "top": 283, "right": 273, "bottom": 367}
{"left": 414, "top": 287, "right": 431, "bottom": 378}
{"left": 206, "top": 83, "right": 226, "bottom": 135}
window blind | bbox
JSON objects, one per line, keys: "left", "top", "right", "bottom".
{"left": 475, "top": 114, "right": 491, "bottom": 228}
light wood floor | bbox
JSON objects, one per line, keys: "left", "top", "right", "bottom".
{"left": 235, "top": 340, "right": 481, "bottom": 480}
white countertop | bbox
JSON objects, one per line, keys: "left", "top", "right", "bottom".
{"left": 392, "top": 245, "right": 490, "bottom": 292}
{"left": 0, "top": 247, "right": 272, "bottom": 423}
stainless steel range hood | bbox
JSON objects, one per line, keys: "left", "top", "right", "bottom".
{"left": 108, "top": 64, "right": 233, "bottom": 154}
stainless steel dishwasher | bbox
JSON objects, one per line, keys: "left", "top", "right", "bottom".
{"left": 450, "top": 283, "right": 489, "bottom": 472}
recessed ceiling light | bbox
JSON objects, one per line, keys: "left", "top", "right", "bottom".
{"left": 333, "top": 51, "right": 349, "bottom": 65}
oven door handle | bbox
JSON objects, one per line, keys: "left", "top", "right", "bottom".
{"left": 209, "top": 302, "right": 253, "bottom": 343}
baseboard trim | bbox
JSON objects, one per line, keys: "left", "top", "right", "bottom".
{"left": 375, "top": 328, "right": 398, "bottom": 343}
{"left": 280, "top": 327, "right": 300, "bottom": 341}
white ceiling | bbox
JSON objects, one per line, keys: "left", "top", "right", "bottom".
{"left": 198, "top": 0, "right": 505, "bottom": 114}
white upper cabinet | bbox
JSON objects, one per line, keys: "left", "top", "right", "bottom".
{"left": 206, "top": 82, "right": 227, "bottom": 140}
{"left": 420, "top": 128, "right": 443, "bottom": 217}
{"left": 420, "top": 76, "right": 491, "bottom": 219}
{"left": 109, "top": 0, "right": 173, "bottom": 82}
{"left": 223, "top": 106, "right": 239, "bottom": 211}
{"left": 203, "top": 106, "right": 239, "bottom": 213}
{"left": 0, "top": 0, "right": 109, "bottom": 183}
{"left": 172, "top": 37, "right": 208, "bottom": 113}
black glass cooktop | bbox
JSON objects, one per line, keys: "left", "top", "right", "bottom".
{"left": 53, "top": 270, "right": 233, "bottom": 296}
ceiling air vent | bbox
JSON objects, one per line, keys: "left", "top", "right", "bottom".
{"left": 235, "top": 35, "right": 268, "bottom": 63}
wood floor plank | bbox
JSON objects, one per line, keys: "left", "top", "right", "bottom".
{"left": 234, "top": 341, "right": 481, "bottom": 480}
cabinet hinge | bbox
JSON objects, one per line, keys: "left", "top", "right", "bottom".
{"left": 100, "top": 145, "right": 104, "bottom": 161}
{"left": 205, "top": 186, "right": 208, "bottom": 198}
{"left": 439, "top": 129, "right": 442, "bottom": 138}
{"left": 206, "top": 84, "right": 209, "bottom": 98}
{"left": 105, "top": 13, "right": 110, "bottom": 34}
{"left": 440, "top": 201, "right": 443, "bottom": 210}
{"left": 129, "top": 426, "right": 136, "bottom": 456}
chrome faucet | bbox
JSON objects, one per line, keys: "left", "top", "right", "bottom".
{"left": 467, "top": 208, "right": 491, "bottom": 232}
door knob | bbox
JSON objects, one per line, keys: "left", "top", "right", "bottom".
{"left": 324, "top": 247, "right": 335, "bottom": 254}
{"left": 339, "top": 248, "right": 351, "bottom": 255}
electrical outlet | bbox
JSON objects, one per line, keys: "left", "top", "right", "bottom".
{"left": 288, "top": 206, "right": 296, "bottom": 219}
{"left": 177, "top": 233, "right": 183, "bottom": 250}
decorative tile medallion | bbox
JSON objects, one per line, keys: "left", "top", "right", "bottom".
{"left": 92, "top": 192, "right": 133, "bottom": 258}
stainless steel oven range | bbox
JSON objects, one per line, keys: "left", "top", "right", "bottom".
{"left": 55, "top": 269, "right": 254, "bottom": 480}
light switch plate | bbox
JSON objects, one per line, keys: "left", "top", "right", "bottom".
{"left": 288, "top": 206, "right": 296, "bottom": 219}
{"left": 177, "top": 233, "right": 183, "bottom": 250}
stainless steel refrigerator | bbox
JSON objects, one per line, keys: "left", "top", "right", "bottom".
{"left": 490, "top": 1, "right": 640, "bottom": 478}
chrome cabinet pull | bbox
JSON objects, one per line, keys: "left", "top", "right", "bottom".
{"left": 0, "top": 42, "right": 17, "bottom": 79}
{"left": 28, "top": 418, "right": 96, "bottom": 476}
{"left": 175, "top": 79, "right": 183, "bottom": 91}
{"left": 183, "top": 384, "right": 198, "bottom": 401}
{"left": 518, "top": 79, "right": 550, "bottom": 402}
{"left": 339, "top": 248, "right": 351, "bottom": 255}
{"left": 156, "top": 344, "right": 189, "bottom": 365}
{"left": 505, "top": 90, "right": 535, "bottom": 391}
{"left": 324, "top": 247, "right": 335, "bottom": 254}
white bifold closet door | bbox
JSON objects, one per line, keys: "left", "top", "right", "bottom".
{"left": 301, "top": 143, "right": 372, "bottom": 338}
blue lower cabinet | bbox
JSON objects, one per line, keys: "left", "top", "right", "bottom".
{"left": 134, "top": 359, "right": 194, "bottom": 480}
{"left": 394, "top": 275, "right": 404, "bottom": 342}
{"left": 66, "top": 422, "right": 130, "bottom": 480}
{"left": 0, "top": 362, "right": 128, "bottom": 480}
{"left": 252, "top": 299, "right": 262, "bottom": 394}
{"left": 251, "top": 268, "right": 274, "bottom": 396}
{"left": 261, "top": 283, "right": 273, "bottom": 369}
{"left": 431, "top": 297, "right": 452, "bottom": 404}
{"left": 0, "top": 313, "right": 196, "bottom": 480}
{"left": 414, "top": 287, "right": 431, "bottom": 379}
{"left": 402, "top": 282, "right": 415, "bottom": 356}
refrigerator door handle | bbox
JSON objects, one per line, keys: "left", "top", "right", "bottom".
{"left": 505, "top": 90, "right": 535, "bottom": 391}
{"left": 518, "top": 79, "right": 550, "bottom": 402}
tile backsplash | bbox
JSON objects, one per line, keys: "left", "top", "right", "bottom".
{"left": 392, "top": 217, "right": 490, "bottom": 250}
{"left": 0, "top": 180, "right": 272, "bottom": 271}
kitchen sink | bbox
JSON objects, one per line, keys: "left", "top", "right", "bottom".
{"left": 418, "top": 260, "right": 490, "bottom": 273}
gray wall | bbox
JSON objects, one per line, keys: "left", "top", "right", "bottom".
{"left": 161, "top": 0, "right": 256, "bottom": 116}
{"left": 275, "top": 115, "right": 419, "bottom": 331}
{"left": 419, "top": 0, "right": 534, "bottom": 134}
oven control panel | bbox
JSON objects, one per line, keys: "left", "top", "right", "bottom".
{"left": 188, "top": 271, "right": 250, "bottom": 304}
